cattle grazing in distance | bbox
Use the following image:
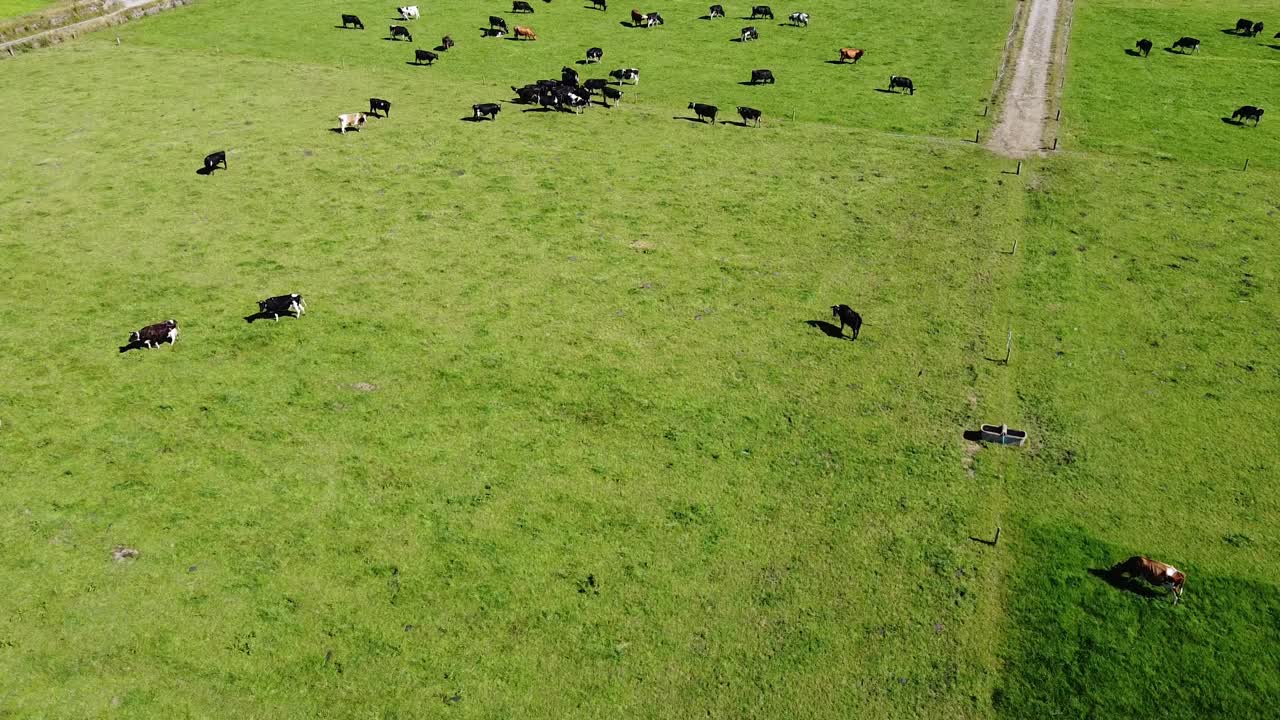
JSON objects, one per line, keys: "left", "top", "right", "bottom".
{"left": 122, "top": 319, "right": 178, "bottom": 351}
{"left": 513, "top": 0, "right": 534, "bottom": 12}
{"left": 586, "top": 47, "right": 603, "bottom": 63}
{"left": 203, "top": 150, "right": 227, "bottom": 173}
{"left": 688, "top": 102, "right": 718, "bottom": 123}
{"left": 838, "top": 47, "right": 864, "bottom": 63}
{"left": 831, "top": 305, "right": 861, "bottom": 340}
{"left": 414, "top": 49, "right": 439, "bottom": 64}
{"left": 737, "top": 106, "right": 762, "bottom": 127}
{"left": 562, "top": 66, "right": 580, "bottom": 85}
{"left": 888, "top": 75, "right": 915, "bottom": 94}
{"left": 340, "top": 14, "right": 364, "bottom": 29}
{"left": 473, "top": 103, "right": 502, "bottom": 120}
{"left": 390, "top": 25, "right": 412, "bottom": 41}
{"left": 590, "top": 0, "right": 607, "bottom": 10}
{"left": 610, "top": 67, "right": 640, "bottom": 84}
{"left": 369, "top": 98, "right": 391, "bottom": 117}
{"left": 398, "top": 5, "right": 419, "bottom": 20}
{"left": 257, "top": 294, "right": 307, "bottom": 321}
{"left": 489, "top": 16, "right": 509, "bottom": 32}
{"left": 338, "top": 112, "right": 367, "bottom": 133}
{"left": 708, "top": 4, "right": 724, "bottom": 18}
{"left": 601, "top": 86, "right": 623, "bottom": 107}
{"left": 789, "top": 11, "right": 808, "bottom": 27}
{"left": 750, "top": 68, "right": 775, "bottom": 84}
{"left": 514, "top": 25, "right": 538, "bottom": 40}
{"left": 1109, "top": 556, "right": 1186, "bottom": 604}
{"left": 750, "top": 5, "right": 773, "bottom": 20}
{"left": 1172, "top": 36, "right": 1199, "bottom": 52}
{"left": 740, "top": 26, "right": 758, "bottom": 41}
{"left": 1135, "top": 38, "right": 1152, "bottom": 57}
{"left": 1232, "top": 106, "right": 1264, "bottom": 125}
{"left": 441, "top": 35, "right": 454, "bottom": 50}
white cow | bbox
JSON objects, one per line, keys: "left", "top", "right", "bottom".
{"left": 338, "top": 112, "right": 367, "bottom": 134}
{"left": 398, "top": 5, "right": 419, "bottom": 20}
{"left": 789, "top": 11, "right": 808, "bottom": 26}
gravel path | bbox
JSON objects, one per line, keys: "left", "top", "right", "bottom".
{"left": 988, "top": 0, "right": 1067, "bottom": 157}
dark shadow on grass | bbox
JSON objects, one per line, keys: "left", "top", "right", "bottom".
{"left": 329, "top": 127, "right": 361, "bottom": 134}
{"left": 1221, "top": 117, "right": 1244, "bottom": 126}
{"left": 333, "top": 26, "right": 364, "bottom": 30}
{"left": 738, "top": 80, "right": 774, "bottom": 86}
{"left": 459, "top": 116, "right": 493, "bottom": 122}
{"left": 1088, "top": 567, "right": 1161, "bottom": 599}
{"left": 118, "top": 340, "right": 150, "bottom": 353}
{"left": 824, "top": 59, "right": 851, "bottom": 64}
{"left": 673, "top": 116, "right": 713, "bottom": 123}
{"left": 1124, "top": 48, "right": 1142, "bottom": 57}
{"left": 722, "top": 120, "right": 750, "bottom": 127}
{"left": 1218, "top": 28, "right": 1247, "bottom": 35}
{"left": 1268, "top": 44, "right": 1280, "bottom": 50}
{"left": 620, "top": 21, "right": 636, "bottom": 28}
{"left": 962, "top": 429, "right": 984, "bottom": 442}
{"left": 804, "top": 320, "right": 845, "bottom": 340}
{"left": 1162, "top": 47, "right": 1186, "bottom": 54}
{"left": 244, "top": 311, "right": 298, "bottom": 324}
{"left": 195, "top": 166, "right": 215, "bottom": 175}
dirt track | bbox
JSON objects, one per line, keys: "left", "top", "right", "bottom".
{"left": 988, "top": 0, "right": 1068, "bottom": 157}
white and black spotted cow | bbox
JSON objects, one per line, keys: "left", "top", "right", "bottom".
{"left": 122, "top": 319, "right": 179, "bottom": 351}
{"left": 257, "top": 294, "right": 307, "bottom": 321}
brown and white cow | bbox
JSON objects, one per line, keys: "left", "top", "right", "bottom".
{"left": 1110, "top": 555, "right": 1186, "bottom": 604}
{"left": 514, "top": 25, "right": 537, "bottom": 40}
{"left": 126, "top": 319, "right": 179, "bottom": 349}
{"left": 338, "top": 112, "right": 367, "bottom": 133}
{"left": 838, "top": 48, "right": 864, "bottom": 63}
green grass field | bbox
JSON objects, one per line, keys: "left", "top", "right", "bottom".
{"left": 0, "top": 0, "right": 1276, "bottom": 717}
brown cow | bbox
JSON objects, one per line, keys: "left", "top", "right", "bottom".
{"left": 838, "top": 48, "right": 864, "bottom": 63}
{"left": 1110, "top": 556, "right": 1186, "bottom": 605}
{"left": 514, "top": 25, "right": 537, "bottom": 40}
{"left": 631, "top": 8, "right": 644, "bottom": 25}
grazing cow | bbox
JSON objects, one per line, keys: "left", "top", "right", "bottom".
{"left": 737, "top": 106, "right": 762, "bottom": 126}
{"left": 398, "top": 5, "right": 419, "bottom": 20}
{"left": 369, "top": 98, "right": 391, "bottom": 117}
{"left": 512, "top": 84, "right": 542, "bottom": 103}
{"left": 514, "top": 25, "right": 537, "bottom": 40}
{"left": 473, "top": 103, "right": 501, "bottom": 120}
{"left": 750, "top": 68, "right": 775, "bottom": 84}
{"left": 481, "top": 27, "right": 505, "bottom": 38}
{"left": 1232, "top": 105, "right": 1264, "bottom": 125}
{"left": 1235, "top": 18, "right": 1253, "bottom": 34}
{"left": 1250, "top": 21, "right": 1264, "bottom": 37}
{"left": 750, "top": 5, "right": 773, "bottom": 19}
{"left": 560, "top": 88, "right": 590, "bottom": 112}
{"left": 838, "top": 47, "right": 864, "bottom": 63}
{"left": 888, "top": 75, "right": 914, "bottom": 94}
{"left": 688, "top": 102, "right": 718, "bottom": 123}
{"left": 601, "top": 86, "right": 623, "bottom": 106}
{"left": 583, "top": 78, "right": 609, "bottom": 93}
{"left": 414, "top": 49, "right": 439, "bottom": 64}
{"left": 740, "top": 26, "right": 758, "bottom": 41}
{"left": 489, "top": 16, "right": 509, "bottom": 32}
{"left": 441, "top": 35, "right": 455, "bottom": 50}
{"left": 1109, "top": 556, "right": 1186, "bottom": 605}
{"left": 709, "top": 4, "right": 724, "bottom": 18}
{"left": 338, "top": 112, "right": 367, "bottom": 133}
{"left": 610, "top": 67, "right": 640, "bottom": 84}
{"left": 586, "top": 47, "right": 603, "bottom": 63}
{"left": 631, "top": 8, "right": 645, "bottom": 25}
{"left": 590, "top": 0, "right": 607, "bottom": 9}
{"left": 562, "top": 66, "right": 580, "bottom": 85}
{"left": 203, "top": 150, "right": 227, "bottom": 172}
{"left": 513, "top": 0, "right": 534, "bottom": 12}
{"left": 645, "top": 12, "right": 664, "bottom": 27}
{"left": 1172, "top": 36, "right": 1199, "bottom": 52}
{"left": 789, "top": 11, "right": 808, "bottom": 26}
{"left": 1135, "top": 38, "right": 1152, "bottom": 57}
{"left": 831, "top": 305, "right": 861, "bottom": 339}
{"left": 125, "top": 319, "right": 179, "bottom": 350}
{"left": 341, "top": 14, "right": 364, "bottom": 29}
{"left": 257, "top": 294, "right": 306, "bottom": 321}
{"left": 390, "top": 25, "right": 412, "bottom": 41}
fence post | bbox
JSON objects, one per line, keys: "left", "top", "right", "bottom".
{"left": 1003, "top": 329, "right": 1013, "bottom": 365}
{"left": 1056, "top": 109, "right": 1061, "bottom": 121}
{"left": 994, "top": 527, "right": 1002, "bottom": 545}
{"left": 1243, "top": 158, "right": 1250, "bottom": 172}
{"left": 1015, "top": 160, "right": 1022, "bottom": 175}
{"left": 982, "top": 105, "right": 988, "bottom": 117}
{"left": 975, "top": 129, "right": 980, "bottom": 143}
{"left": 1053, "top": 137, "right": 1058, "bottom": 150}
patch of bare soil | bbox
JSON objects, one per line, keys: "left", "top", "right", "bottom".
{"left": 111, "top": 546, "right": 140, "bottom": 562}
{"left": 988, "top": 0, "right": 1070, "bottom": 157}
{"left": 350, "top": 382, "right": 377, "bottom": 392}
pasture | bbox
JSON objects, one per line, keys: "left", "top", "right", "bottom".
{"left": 0, "top": 0, "right": 1276, "bottom": 718}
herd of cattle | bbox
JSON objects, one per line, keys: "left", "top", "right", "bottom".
{"left": 1132, "top": 17, "right": 1271, "bottom": 125}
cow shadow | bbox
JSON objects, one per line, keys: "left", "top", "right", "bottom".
{"left": 1218, "top": 28, "right": 1247, "bottom": 35}
{"left": 405, "top": 60, "right": 434, "bottom": 66}
{"left": 673, "top": 116, "right": 713, "bottom": 124}
{"left": 333, "top": 25, "right": 364, "bottom": 30}
{"left": 118, "top": 340, "right": 150, "bottom": 353}
{"left": 722, "top": 120, "right": 753, "bottom": 128}
{"left": 823, "top": 59, "right": 850, "bottom": 64}
{"left": 1123, "top": 48, "right": 1142, "bottom": 57}
{"left": 738, "top": 80, "right": 765, "bottom": 85}
{"left": 244, "top": 311, "right": 299, "bottom": 323}
{"left": 1162, "top": 47, "right": 1187, "bottom": 54}
{"left": 459, "top": 115, "right": 490, "bottom": 122}
{"left": 729, "top": 36, "right": 748, "bottom": 42}
{"left": 1267, "top": 44, "right": 1280, "bottom": 51}
{"left": 433, "top": 44, "right": 448, "bottom": 51}
{"left": 961, "top": 429, "right": 984, "bottom": 442}
{"left": 698, "top": 14, "right": 713, "bottom": 20}
{"left": 1221, "top": 117, "right": 1244, "bottom": 126}
{"left": 384, "top": 36, "right": 411, "bottom": 42}
{"left": 328, "top": 127, "right": 361, "bottom": 133}
{"left": 1088, "top": 567, "right": 1161, "bottom": 599}
{"left": 195, "top": 165, "right": 216, "bottom": 175}
{"left": 873, "top": 88, "right": 896, "bottom": 93}
{"left": 803, "top": 320, "right": 846, "bottom": 340}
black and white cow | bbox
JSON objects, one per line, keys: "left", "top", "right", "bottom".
{"left": 390, "top": 25, "right": 412, "bottom": 41}
{"left": 750, "top": 68, "right": 775, "bottom": 84}
{"left": 831, "top": 305, "right": 861, "bottom": 340}
{"left": 737, "top": 106, "right": 762, "bottom": 126}
{"left": 481, "top": 27, "right": 506, "bottom": 38}
{"left": 1232, "top": 105, "right": 1264, "bottom": 125}
{"left": 888, "top": 75, "right": 914, "bottom": 94}
{"left": 341, "top": 14, "right": 364, "bottom": 29}
{"left": 398, "top": 5, "right": 419, "bottom": 20}
{"left": 750, "top": 5, "right": 773, "bottom": 19}
{"left": 708, "top": 4, "right": 724, "bottom": 18}
{"left": 590, "top": 0, "right": 607, "bottom": 10}
{"left": 562, "top": 66, "right": 580, "bottom": 86}
{"left": 645, "top": 12, "right": 664, "bottom": 26}
{"left": 473, "top": 103, "right": 502, "bottom": 120}
{"left": 258, "top": 294, "right": 307, "bottom": 321}
{"left": 414, "top": 49, "right": 439, "bottom": 64}
{"left": 789, "top": 11, "right": 808, "bottom": 26}
{"left": 740, "top": 26, "right": 758, "bottom": 41}
{"left": 124, "top": 319, "right": 179, "bottom": 350}
{"left": 369, "top": 98, "right": 391, "bottom": 117}
{"left": 489, "top": 16, "right": 508, "bottom": 32}
{"left": 688, "top": 102, "right": 718, "bottom": 123}
{"left": 586, "top": 46, "right": 603, "bottom": 63}
{"left": 601, "top": 86, "right": 623, "bottom": 107}
{"left": 1249, "top": 21, "right": 1263, "bottom": 37}
{"left": 203, "top": 150, "right": 227, "bottom": 172}
{"left": 610, "top": 67, "right": 640, "bottom": 84}
{"left": 512, "top": 0, "right": 534, "bottom": 12}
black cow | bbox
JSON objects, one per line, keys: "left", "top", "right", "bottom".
{"left": 1232, "top": 105, "right": 1264, "bottom": 125}
{"left": 442, "top": 35, "right": 454, "bottom": 50}
{"left": 610, "top": 67, "right": 640, "bottom": 84}
{"left": 124, "top": 319, "right": 179, "bottom": 351}
{"left": 203, "top": 150, "right": 227, "bottom": 172}
{"left": 583, "top": 78, "right": 609, "bottom": 92}
{"left": 1172, "top": 36, "right": 1199, "bottom": 52}
{"left": 1250, "top": 22, "right": 1263, "bottom": 37}
{"left": 341, "top": 14, "right": 363, "bottom": 29}
{"left": 513, "top": 1, "right": 534, "bottom": 12}
{"left": 750, "top": 5, "right": 773, "bottom": 19}
{"left": 737, "top": 106, "right": 761, "bottom": 126}
{"left": 708, "top": 4, "right": 724, "bottom": 18}
{"left": 489, "top": 16, "right": 509, "bottom": 32}
{"left": 369, "top": 98, "right": 391, "bottom": 117}
{"left": 390, "top": 25, "right": 412, "bottom": 41}
{"left": 512, "top": 84, "right": 541, "bottom": 103}
{"left": 688, "top": 102, "right": 717, "bottom": 123}
{"left": 831, "top": 305, "right": 861, "bottom": 340}
{"left": 258, "top": 294, "right": 306, "bottom": 321}
{"left": 586, "top": 47, "right": 603, "bottom": 63}
{"left": 590, "top": 0, "right": 607, "bottom": 9}
{"left": 562, "top": 66, "right": 580, "bottom": 85}
{"left": 888, "top": 75, "right": 914, "bottom": 94}
{"left": 740, "top": 26, "right": 758, "bottom": 41}
{"left": 473, "top": 103, "right": 501, "bottom": 120}
{"left": 414, "top": 49, "right": 439, "bottom": 64}
{"left": 1135, "top": 38, "right": 1152, "bottom": 56}
{"left": 601, "top": 86, "right": 623, "bottom": 106}
{"left": 750, "top": 68, "right": 775, "bottom": 84}
{"left": 1235, "top": 18, "right": 1253, "bottom": 34}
